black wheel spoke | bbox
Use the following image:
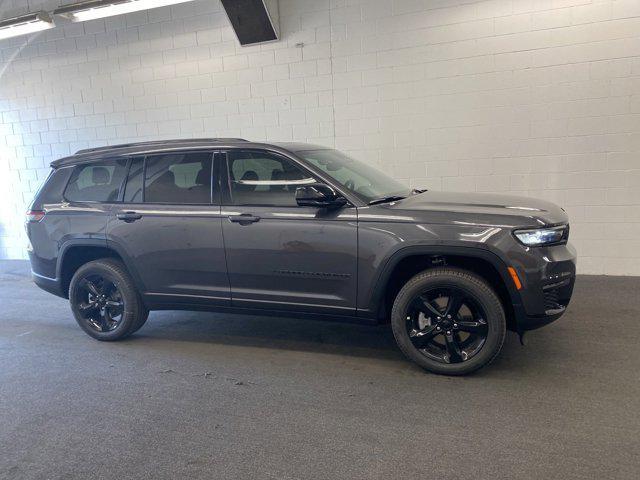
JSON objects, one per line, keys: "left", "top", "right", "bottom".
{"left": 416, "top": 296, "right": 442, "bottom": 318}
{"left": 90, "top": 313, "right": 106, "bottom": 331}
{"left": 78, "top": 302, "right": 96, "bottom": 313}
{"left": 105, "top": 299, "right": 123, "bottom": 310}
{"left": 457, "top": 319, "right": 487, "bottom": 334}
{"left": 444, "top": 332, "right": 464, "bottom": 363}
{"left": 103, "top": 308, "right": 115, "bottom": 326}
{"left": 81, "top": 279, "right": 100, "bottom": 297}
{"left": 409, "top": 325, "right": 439, "bottom": 348}
{"left": 444, "top": 291, "right": 464, "bottom": 318}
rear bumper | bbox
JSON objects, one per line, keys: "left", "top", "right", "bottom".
{"left": 32, "top": 271, "right": 66, "bottom": 298}
{"left": 515, "top": 242, "right": 577, "bottom": 332}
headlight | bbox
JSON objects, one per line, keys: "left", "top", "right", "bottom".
{"left": 514, "top": 225, "right": 568, "bottom": 247}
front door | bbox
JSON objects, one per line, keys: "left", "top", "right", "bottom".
{"left": 107, "top": 151, "right": 230, "bottom": 306}
{"left": 220, "top": 149, "right": 358, "bottom": 314}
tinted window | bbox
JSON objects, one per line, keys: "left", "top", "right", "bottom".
{"left": 123, "top": 157, "right": 143, "bottom": 203}
{"left": 298, "top": 149, "right": 410, "bottom": 203}
{"left": 144, "top": 152, "right": 212, "bottom": 204}
{"left": 31, "top": 167, "right": 73, "bottom": 208}
{"left": 228, "top": 150, "right": 314, "bottom": 206}
{"left": 65, "top": 159, "right": 128, "bottom": 202}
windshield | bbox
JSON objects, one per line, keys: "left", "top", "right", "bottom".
{"left": 297, "top": 149, "right": 411, "bottom": 203}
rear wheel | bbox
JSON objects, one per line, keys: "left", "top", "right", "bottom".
{"left": 69, "top": 259, "right": 148, "bottom": 341}
{"left": 391, "top": 267, "right": 506, "bottom": 375}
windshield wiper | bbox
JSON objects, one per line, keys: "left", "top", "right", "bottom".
{"left": 368, "top": 195, "right": 407, "bottom": 205}
{"left": 412, "top": 188, "right": 427, "bottom": 194}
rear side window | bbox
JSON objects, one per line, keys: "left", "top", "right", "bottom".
{"left": 64, "top": 160, "right": 128, "bottom": 203}
{"left": 30, "top": 167, "right": 74, "bottom": 209}
{"left": 144, "top": 152, "right": 212, "bottom": 204}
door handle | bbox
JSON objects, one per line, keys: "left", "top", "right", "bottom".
{"left": 117, "top": 211, "right": 143, "bottom": 223}
{"left": 228, "top": 213, "right": 260, "bottom": 225}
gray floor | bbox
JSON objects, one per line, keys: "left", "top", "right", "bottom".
{"left": 0, "top": 260, "right": 638, "bottom": 480}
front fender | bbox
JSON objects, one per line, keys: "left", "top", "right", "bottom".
{"left": 359, "top": 244, "right": 525, "bottom": 325}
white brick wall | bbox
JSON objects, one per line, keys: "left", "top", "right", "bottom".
{"left": 1, "top": 0, "right": 640, "bottom": 275}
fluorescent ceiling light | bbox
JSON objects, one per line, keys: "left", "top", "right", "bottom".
{"left": 0, "top": 12, "right": 54, "bottom": 41}
{"left": 54, "top": 0, "right": 195, "bottom": 22}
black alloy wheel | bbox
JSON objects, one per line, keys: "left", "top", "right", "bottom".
{"left": 405, "top": 287, "right": 488, "bottom": 364}
{"left": 69, "top": 258, "right": 148, "bottom": 341}
{"left": 391, "top": 267, "right": 506, "bottom": 375}
{"left": 73, "top": 274, "right": 125, "bottom": 333}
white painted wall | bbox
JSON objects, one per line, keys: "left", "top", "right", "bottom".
{"left": 1, "top": 0, "right": 640, "bottom": 274}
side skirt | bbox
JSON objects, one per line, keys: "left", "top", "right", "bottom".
{"left": 142, "top": 296, "right": 378, "bottom": 326}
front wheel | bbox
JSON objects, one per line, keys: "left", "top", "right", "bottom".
{"left": 69, "top": 258, "right": 148, "bottom": 341}
{"left": 391, "top": 267, "right": 506, "bottom": 375}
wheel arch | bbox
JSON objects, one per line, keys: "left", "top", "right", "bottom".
{"left": 56, "top": 240, "right": 144, "bottom": 298}
{"left": 367, "top": 246, "right": 524, "bottom": 330}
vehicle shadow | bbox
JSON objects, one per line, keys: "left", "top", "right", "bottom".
{"left": 134, "top": 310, "right": 403, "bottom": 361}
{"left": 131, "top": 309, "right": 526, "bottom": 367}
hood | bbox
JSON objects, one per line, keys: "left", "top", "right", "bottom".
{"left": 379, "top": 191, "right": 568, "bottom": 227}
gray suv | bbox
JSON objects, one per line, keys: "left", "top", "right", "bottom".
{"left": 27, "top": 139, "right": 576, "bottom": 375}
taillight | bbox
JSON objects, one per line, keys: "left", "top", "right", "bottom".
{"left": 26, "top": 210, "right": 45, "bottom": 222}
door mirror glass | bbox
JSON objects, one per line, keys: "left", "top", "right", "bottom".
{"left": 295, "top": 183, "right": 347, "bottom": 208}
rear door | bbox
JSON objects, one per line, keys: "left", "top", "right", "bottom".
{"left": 220, "top": 149, "right": 358, "bottom": 314}
{"left": 107, "top": 151, "right": 230, "bottom": 306}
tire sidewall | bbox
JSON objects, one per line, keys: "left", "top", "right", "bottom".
{"left": 391, "top": 269, "right": 506, "bottom": 375}
{"left": 69, "top": 260, "right": 140, "bottom": 341}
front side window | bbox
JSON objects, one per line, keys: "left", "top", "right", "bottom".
{"left": 297, "top": 149, "right": 410, "bottom": 203}
{"left": 143, "top": 152, "right": 213, "bottom": 204}
{"left": 227, "top": 150, "right": 315, "bottom": 207}
{"left": 65, "top": 159, "right": 128, "bottom": 202}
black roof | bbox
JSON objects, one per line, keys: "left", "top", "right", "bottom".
{"left": 50, "top": 139, "right": 330, "bottom": 168}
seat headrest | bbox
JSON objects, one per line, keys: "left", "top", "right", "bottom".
{"left": 273, "top": 169, "right": 303, "bottom": 181}
{"left": 157, "top": 170, "right": 175, "bottom": 185}
{"left": 236, "top": 170, "right": 259, "bottom": 192}
{"left": 240, "top": 171, "right": 258, "bottom": 182}
{"left": 195, "top": 167, "right": 210, "bottom": 186}
{"left": 92, "top": 167, "right": 110, "bottom": 185}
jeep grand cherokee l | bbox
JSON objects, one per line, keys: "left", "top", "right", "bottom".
{"left": 26, "top": 138, "right": 576, "bottom": 375}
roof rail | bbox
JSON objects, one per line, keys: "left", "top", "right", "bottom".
{"left": 74, "top": 138, "right": 248, "bottom": 155}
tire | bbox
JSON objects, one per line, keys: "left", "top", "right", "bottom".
{"left": 129, "top": 306, "right": 150, "bottom": 335}
{"left": 391, "top": 267, "right": 506, "bottom": 375}
{"left": 69, "top": 258, "right": 148, "bottom": 341}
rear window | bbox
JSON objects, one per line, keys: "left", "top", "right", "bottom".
{"left": 64, "top": 160, "right": 128, "bottom": 203}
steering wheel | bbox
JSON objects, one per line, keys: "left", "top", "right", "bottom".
{"left": 344, "top": 179, "right": 355, "bottom": 191}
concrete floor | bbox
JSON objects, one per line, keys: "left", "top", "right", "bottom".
{"left": 0, "top": 260, "right": 638, "bottom": 480}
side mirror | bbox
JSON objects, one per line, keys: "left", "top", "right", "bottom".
{"left": 295, "top": 183, "right": 347, "bottom": 209}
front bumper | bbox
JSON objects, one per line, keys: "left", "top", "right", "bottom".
{"left": 515, "top": 242, "right": 577, "bottom": 332}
